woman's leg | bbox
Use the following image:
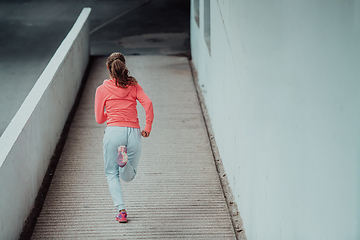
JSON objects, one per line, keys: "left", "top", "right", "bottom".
{"left": 103, "top": 127, "right": 128, "bottom": 211}
{"left": 120, "top": 127, "right": 142, "bottom": 182}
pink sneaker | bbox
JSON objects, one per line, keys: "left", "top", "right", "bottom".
{"left": 117, "top": 146, "right": 128, "bottom": 167}
{"left": 116, "top": 211, "right": 128, "bottom": 223}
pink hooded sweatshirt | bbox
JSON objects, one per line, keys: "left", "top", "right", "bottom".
{"left": 95, "top": 79, "right": 154, "bottom": 133}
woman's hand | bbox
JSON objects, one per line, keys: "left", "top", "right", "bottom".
{"left": 141, "top": 130, "right": 150, "bottom": 138}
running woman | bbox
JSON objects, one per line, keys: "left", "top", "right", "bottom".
{"left": 95, "top": 52, "right": 154, "bottom": 223}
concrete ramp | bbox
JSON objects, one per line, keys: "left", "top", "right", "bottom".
{"left": 31, "top": 56, "right": 236, "bottom": 239}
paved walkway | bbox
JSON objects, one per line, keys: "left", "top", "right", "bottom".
{"left": 31, "top": 56, "right": 236, "bottom": 239}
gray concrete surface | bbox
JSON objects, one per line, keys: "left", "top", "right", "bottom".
{"left": 30, "top": 56, "right": 236, "bottom": 239}
{"left": 0, "top": 0, "right": 190, "bottom": 136}
{"left": 0, "top": 8, "right": 91, "bottom": 240}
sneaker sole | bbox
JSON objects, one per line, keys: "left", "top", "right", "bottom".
{"left": 116, "top": 217, "right": 128, "bottom": 223}
{"left": 117, "top": 146, "right": 128, "bottom": 167}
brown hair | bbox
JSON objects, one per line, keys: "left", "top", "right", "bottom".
{"left": 106, "top": 52, "right": 137, "bottom": 88}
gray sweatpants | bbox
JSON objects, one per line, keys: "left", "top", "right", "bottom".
{"left": 103, "top": 126, "right": 142, "bottom": 211}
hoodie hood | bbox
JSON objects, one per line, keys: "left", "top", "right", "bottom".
{"left": 103, "top": 79, "right": 132, "bottom": 98}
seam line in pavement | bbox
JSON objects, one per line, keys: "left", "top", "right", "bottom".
{"left": 90, "top": 0, "right": 154, "bottom": 35}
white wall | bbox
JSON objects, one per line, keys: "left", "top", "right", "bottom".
{"left": 191, "top": 1, "right": 360, "bottom": 239}
{"left": 0, "top": 8, "right": 91, "bottom": 240}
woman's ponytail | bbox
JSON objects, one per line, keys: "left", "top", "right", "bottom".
{"left": 106, "top": 52, "right": 137, "bottom": 88}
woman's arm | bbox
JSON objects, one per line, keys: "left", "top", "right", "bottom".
{"left": 136, "top": 84, "right": 154, "bottom": 133}
{"left": 94, "top": 87, "right": 108, "bottom": 124}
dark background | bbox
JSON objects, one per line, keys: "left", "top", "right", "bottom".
{"left": 0, "top": 0, "right": 190, "bottom": 135}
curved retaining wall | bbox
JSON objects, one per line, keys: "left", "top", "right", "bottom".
{"left": 0, "top": 8, "right": 91, "bottom": 240}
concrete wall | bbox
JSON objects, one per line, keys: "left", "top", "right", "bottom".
{"left": 191, "top": 1, "right": 360, "bottom": 239}
{"left": 0, "top": 8, "right": 91, "bottom": 240}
